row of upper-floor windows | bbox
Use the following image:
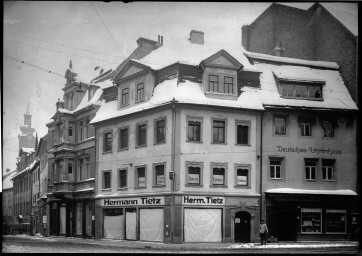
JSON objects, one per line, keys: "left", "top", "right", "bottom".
{"left": 14, "top": 201, "right": 31, "bottom": 216}
{"left": 268, "top": 157, "right": 337, "bottom": 182}
{"left": 101, "top": 161, "right": 251, "bottom": 190}
{"left": 51, "top": 117, "right": 94, "bottom": 145}
{"left": 50, "top": 157, "right": 93, "bottom": 183}
{"left": 274, "top": 116, "right": 337, "bottom": 138}
{"left": 102, "top": 117, "right": 251, "bottom": 153}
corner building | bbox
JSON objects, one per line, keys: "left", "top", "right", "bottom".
{"left": 92, "top": 30, "right": 264, "bottom": 243}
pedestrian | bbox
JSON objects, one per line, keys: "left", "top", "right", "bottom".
{"left": 259, "top": 219, "right": 268, "bottom": 245}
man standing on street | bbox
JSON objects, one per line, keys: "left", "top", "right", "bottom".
{"left": 259, "top": 220, "right": 268, "bottom": 245}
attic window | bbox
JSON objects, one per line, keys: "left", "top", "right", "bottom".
{"left": 279, "top": 82, "right": 323, "bottom": 100}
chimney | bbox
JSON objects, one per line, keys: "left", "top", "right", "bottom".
{"left": 273, "top": 41, "right": 284, "bottom": 57}
{"left": 189, "top": 30, "right": 204, "bottom": 44}
{"left": 157, "top": 35, "right": 163, "bottom": 46}
{"left": 56, "top": 98, "right": 65, "bottom": 111}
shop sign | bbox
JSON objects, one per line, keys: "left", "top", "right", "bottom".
{"left": 182, "top": 196, "right": 225, "bottom": 205}
{"left": 101, "top": 196, "right": 164, "bottom": 207}
{"left": 237, "top": 176, "right": 247, "bottom": 185}
{"left": 276, "top": 145, "right": 342, "bottom": 155}
{"left": 187, "top": 174, "right": 199, "bottom": 184}
{"left": 157, "top": 175, "right": 165, "bottom": 185}
{"left": 212, "top": 175, "right": 224, "bottom": 185}
{"left": 139, "top": 177, "right": 146, "bottom": 187}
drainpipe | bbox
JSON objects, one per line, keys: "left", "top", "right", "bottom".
{"left": 171, "top": 103, "right": 176, "bottom": 243}
{"left": 259, "top": 112, "right": 264, "bottom": 221}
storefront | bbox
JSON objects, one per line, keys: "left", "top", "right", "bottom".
{"left": 265, "top": 189, "right": 358, "bottom": 241}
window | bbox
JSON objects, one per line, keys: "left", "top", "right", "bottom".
{"left": 301, "top": 208, "right": 322, "bottom": 233}
{"left": 78, "top": 159, "right": 84, "bottom": 181}
{"left": 155, "top": 118, "right": 166, "bottom": 144}
{"left": 224, "top": 76, "right": 233, "bottom": 94}
{"left": 83, "top": 119, "right": 89, "bottom": 139}
{"left": 79, "top": 121, "right": 84, "bottom": 141}
{"left": 121, "top": 87, "right": 129, "bottom": 106}
{"left": 119, "top": 127, "right": 129, "bottom": 150}
{"left": 279, "top": 83, "right": 323, "bottom": 100}
{"left": 68, "top": 124, "right": 73, "bottom": 137}
{"left": 300, "top": 123, "right": 311, "bottom": 136}
{"left": 305, "top": 159, "right": 317, "bottom": 181}
{"left": 136, "top": 123, "right": 147, "bottom": 147}
{"left": 212, "top": 120, "right": 226, "bottom": 143}
{"left": 236, "top": 121, "right": 250, "bottom": 145}
{"left": 322, "top": 121, "right": 334, "bottom": 138}
{"left": 103, "top": 131, "right": 112, "bottom": 152}
{"left": 235, "top": 165, "right": 249, "bottom": 186}
{"left": 118, "top": 169, "right": 127, "bottom": 189}
{"left": 270, "top": 159, "right": 282, "bottom": 179}
{"left": 274, "top": 116, "right": 286, "bottom": 135}
{"left": 136, "top": 82, "right": 144, "bottom": 101}
{"left": 136, "top": 166, "right": 146, "bottom": 188}
{"left": 208, "top": 75, "right": 219, "bottom": 92}
{"left": 322, "top": 159, "right": 335, "bottom": 181}
{"left": 186, "top": 162, "right": 203, "bottom": 186}
{"left": 154, "top": 164, "right": 165, "bottom": 186}
{"left": 102, "top": 171, "right": 111, "bottom": 189}
{"left": 70, "top": 93, "right": 74, "bottom": 108}
{"left": 212, "top": 167, "right": 225, "bottom": 185}
{"left": 326, "top": 209, "right": 346, "bottom": 233}
{"left": 187, "top": 116, "right": 202, "bottom": 142}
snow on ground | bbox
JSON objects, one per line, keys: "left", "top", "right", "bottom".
{"left": 229, "top": 242, "right": 358, "bottom": 249}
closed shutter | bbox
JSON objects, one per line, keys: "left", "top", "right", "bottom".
{"left": 140, "top": 209, "right": 163, "bottom": 242}
{"left": 126, "top": 212, "right": 137, "bottom": 240}
{"left": 103, "top": 215, "right": 124, "bottom": 239}
{"left": 184, "top": 208, "right": 222, "bottom": 242}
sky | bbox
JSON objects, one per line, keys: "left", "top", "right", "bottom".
{"left": 3, "top": 1, "right": 352, "bottom": 190}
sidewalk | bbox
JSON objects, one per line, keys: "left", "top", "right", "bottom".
{"left": 7, "top": 234, "right": 359, "bottom": 251}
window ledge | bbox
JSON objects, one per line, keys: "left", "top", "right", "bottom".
{"left": 152, "top": 184, "right": 166, "bottom": 188}
{"left": 306, "top": 179, "right": 318, "bottom": 182}
{"left": 280, "top": 96, "right": 324, "bottom": 101}
{"left": 235, "top": 144, "right": 251, "bottom": 146}
{"left": 322, "top": 179, "right": 335, "bottom": 182}
{"left": 134, "top": 187, "right": 147, "bottom": 190}
{"left": 102, "top": 151, "right": 112, "bottom": 154}
{"left": 185, "top": 184, "right": 203, "bottom": 187}
{"left": 270, "top": 178, "right": 283, "bottom": 181}
{"left": 186, "top": 140, "right": 203, "bottom": 143}
{"left": 101, "top": 188, "right": 111, "bottom": 191}
{"left": 211, "top": 142, "right": 227, "bottom": 145}
{"left": 154, "top": 141, "right": 166, "bottom": 146}
{"left": 210, "top": 185, "right": 228, "bottom": 188}
{"left": 135, "top": 145, "right": 147, "bottom": 149}
{"left": 117, "top": 187, "right": 128, "bottom": 191}
{"left": 118, "top": 148, "right": 129, "bottom": 152}
{"left": 234, "top": 185, "right": 251, "bottom": 188}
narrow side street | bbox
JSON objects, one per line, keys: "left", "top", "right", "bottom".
{"left": 2, "top": 235, "right": 359, "bottom": 254}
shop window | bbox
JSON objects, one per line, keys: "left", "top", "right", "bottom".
{"left": 235, "top": 165, "right": 250, "bottom": 187}
{"left": 118, "top": 127, "right": 129, "bottom": 150}
{"left": 300, "top": 122, "right": 311, "bottom": 136}
{"left": 301, "top": 208, "right": 322, "bottom": 233}
{"left": 136, "top": 166, "right": 146, "bottom": 188}
{"left": 136, "top": 82, "right": 145, "bottom": 102}
{"left": 305, "top": 159, "right": 317, "bottom": 181}
{"left": 153, "top": 163, "right": 165, "bottom": 186}
{"left": 274, "top": 116, "right": 286, "bottom": 135}
{"left": 155, "top": 118, "right": 166, "bottom": 144}
{"left": 212, "top": 119, "right": 226, "bottom": 143}
{"left": 322, "top": 159, "right": 335, "bottom": 181}
{"left": 102, "top": 170, "right": 111, "bottom": 189}
{"left": 103, "top": 131, "right": 112, "bottom": 152}
{"left": 136, "top": 123, "right": 147, "bottom": 147}
{"left": 322, "top": 121, "right": 335, "bottom": 138}
{"left": 269, "top": 158, "right": 283, "bottom": 180}
{"left": 118, "top": 168, "right": 127, "bottom": 189}
{"left": 326, "top": 209, "right": 346, "bottom": 233}
{"left": 121, "top": 87, "right": 129, "bottom": 106}
{"left": 236, "top": 120, "right": 250, "bottom": 145}
{"left": 211, "top": 163, "right": 227, "bottom": 186}
{"left": 187, "top": 116, "right": 202, "bottom": 142}
{"left": 186, "top": 162, "right": 203, "bottom": 186}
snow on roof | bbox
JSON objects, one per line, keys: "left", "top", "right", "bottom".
{"left": 70, "top": 63, "right": 115, "bottom": 84}
{"left": 320, "top": 2, "right": 358, "bottom": 36}
{"left": 243, "top": 50, "right": 339, "bottom": 69}
{"left": 12, "top": 158, "right": 39, "bottom": 180}
{"left": 265, "top": 188, "right": 357, "bottom": 196}
{"left": 92, "top": 79, "right": 114, "bottom": 90}
{"left": 91, "top": 78, "right": 264, "bottom": 124}
{"left": 3, "top": 171, "right": 16, "bottom": 190}
{"left": 257, "top": 63, "right": 357, "bottom": 110}
{"left": 131, "top": 37, "right": 254, "bottom": 70}
{"left": 21, "top": 147, "right": 35, "bottom": 154}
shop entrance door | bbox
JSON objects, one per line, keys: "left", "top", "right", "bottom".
{"left": 234, "top": 211, "right": 250, "bottom": 243}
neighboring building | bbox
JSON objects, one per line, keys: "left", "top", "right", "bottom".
{"left": 241, "top": 2, "right": 358, "bottom": 103}
{"left": 3, "top": 169, "right": 17, "bottom": 229}
{"left": 92, "top": 30, "right": 265, "bottom": 243}
{"left": 30, "top": 134, "right": 49, "bottom": 236}
{"left": 244, "top": 51, "right": 358, "bottom": 241}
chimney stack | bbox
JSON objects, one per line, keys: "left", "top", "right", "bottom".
{"left": 189, "top": 30, "right": 204, "bottom": 44}
{"left": 157, "top": 35, "right": 163, "bottom": 46}
{"left": 273, "top": 41, "right": 284, "bottom": 57}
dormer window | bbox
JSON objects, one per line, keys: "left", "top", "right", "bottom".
{"left": 279, "top": 82, "right": 323, "bottom": 100}
{"left": 207, "top": 74, "right": 235, "bottom": 95}
{"left": 208, "top": 75, "right": 219, "bottom": 92}
{"left": 121, "top": 87, "right": 129, "bottom": 106}
{"left": 136, "top": 82, "right": 145, "bottom": 102}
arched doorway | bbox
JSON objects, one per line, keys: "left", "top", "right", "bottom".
{"left": 234, "top": 211, "right": 251, "bottom": 242}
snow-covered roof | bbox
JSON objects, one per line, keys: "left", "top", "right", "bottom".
{"left": 11, "top": 158, "right": 39, "bottom": 180}
{"left": 3, "top": 170, "right": 16, "bottom": 190}
{"left": 320, "top": 3, "right": 358, "bottom": 36}
{"left": 265, "top": 188, "right": 357, "bottom": 196}
{"left": 91, "top": 79, "right": 115, "bottom": 90}
{"left": 69, "top": 63, "right": 115, "bottom": 84}
{"left": 91, "top": 78, "right": 264, "bottom": 124}
{"left": 257, "top": 63, "right": 357, "bottom": 110}
{"left": 131, "top": 37, "right": 254, "bottom": 71}
{"left": 21, "top": 147, "right": 35, "bottom": 154}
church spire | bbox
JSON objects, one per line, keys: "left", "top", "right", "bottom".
{"left": 24, "top": 104, "right": 32, "bottom": 127}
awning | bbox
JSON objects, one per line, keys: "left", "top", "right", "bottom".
{"left": 265, "top": 188, "right": 357, "bottom": 196}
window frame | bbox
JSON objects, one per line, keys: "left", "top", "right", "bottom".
{"left": 300, "top": 122, "right": 312, "bottom": 137}
{"left": 120, "top": 86, "right": 130, "bottom": 107}
{"left": 185, "top": 161, "right": 204, "bottom": 187}
{"left": 153, "top": 162, "right": 166, "bottom": 187}
{"left": 305, "top": 159, "right": 318, "bottom": 181}
{"left": 234, "top": 164, "right": 251, "bottom": 188}
{"left": 325, "top": 209, "right": 347, "bottom": 234}
{"left": 118, "top": 126, "right": 129, "bottom": 151}
{"left": 210, "top": 162, "right": 228, "bottom": 187}
{"left": 274, "top": 116, "right": 287, "bottom": 136}
{"left": 136, "top": 121, "right": 148, "bottom": 148}
{"left": 322, "top": 121, "right": 335, "bottom": 139}
{"left": 205, "top": 72, "right": 237, "bottom": 96}
{"left": 186, "top": 116, "right": 203, "bottom": 143}
{"left": 211, "top": 118, "right": 227, "bottom": 144}
{"left": 322, "top": 159, "right": 335, "bottom": 181}
{"left": 269, "top": 157, "right": 284, "bottom": 180}
{"left": 118, "top": 168, "right": 128, "bottom": 190}
{"left": 135, "top": 165, "right": 147, "bottom": 189}
{"left": 154, "top": 117, "right": 166, "bottom": 145}
{"left": 279, "top": 82, "right": 323, "bottom": 100}
{"left": 235, "top": 120, "right": 251, "bottom": 146}
{"left": 102, "top": 170, "right": 112, "bottom": 190}
{"left": 135, "top": 82, "right": 145, "bottom": 102}
{"left": 301, "top": 208, "right": 322, "bottom": 234}
{"left": 103, "top": 130, "right": 113, "bottom": 153}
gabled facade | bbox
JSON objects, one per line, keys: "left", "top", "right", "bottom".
{"left": 92, "top": 30, "right": 264, "bottom": 243}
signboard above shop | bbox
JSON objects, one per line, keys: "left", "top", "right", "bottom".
{"left": 101, "top": 196, "right": 164, "bottom": 207}
{"left": 182, "top": 196, "right": 225, "bottom": 205}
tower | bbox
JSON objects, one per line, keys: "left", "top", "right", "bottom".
{"left": 18, "top": 104, "right": 36, "bottom": 150}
